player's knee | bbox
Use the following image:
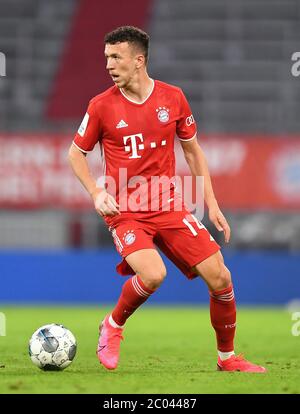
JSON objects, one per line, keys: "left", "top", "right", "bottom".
{"left": 212, "top": 265, "right": 232, "bottom": 291}
{"left": 140, "top": 267, "right": 167, "bottom": 290}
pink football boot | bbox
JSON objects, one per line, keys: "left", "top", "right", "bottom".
{"left": 217, "top": 354, "right": 266, "bottom": 373}
{"left": 96, "top": 315, "right": 124, "bottom": 370}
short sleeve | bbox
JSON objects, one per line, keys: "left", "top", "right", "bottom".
{"left": 73, "top": 100, "right": 102, "bottom": 152}
{"left": 176, "top": 89, "right": 197, "bottom": 141}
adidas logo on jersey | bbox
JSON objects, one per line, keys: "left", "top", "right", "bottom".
{"left": 116, "top": 120, "right": 128, "bottom": 129}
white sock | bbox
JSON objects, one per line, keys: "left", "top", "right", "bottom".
{"left": 218, "top": 350, "right": 235, "bottom": 361}
{"left": 108, "top": 314, "right": 124, "bottom": 329}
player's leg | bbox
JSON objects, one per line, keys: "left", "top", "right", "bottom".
{"left": 194, "top": 253, "right": 265, "bottom": 372}
{"left": 98, "top": 222, "right": 165, "bottom": 370}
{"left": 193, "top": 251, "right": 236, "bottom": 358}
{"left": 111, "top": 248, "right": 166, "bottom": 326}
{"left": 156, "top": 211, "right": 266, "bottom": 372}
{"left": 125, "top": 248, "right": 167, "bottom": 289}
{"left": 98, "top": 249, "right": 165, "bottom": 370}
{"left": 193, "top": 250, "right": 231, "bottom": 291}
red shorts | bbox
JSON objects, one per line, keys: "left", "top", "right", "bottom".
{"left": 107, "top": 208, "right": 220, "bottom": 280}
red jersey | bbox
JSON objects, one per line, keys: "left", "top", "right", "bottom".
{"left": 73, "top": 80, "right": 197, "bottom": 220}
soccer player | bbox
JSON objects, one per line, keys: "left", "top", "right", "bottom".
{"left": 68, "top": 26, "right": 266, "bottom": 373}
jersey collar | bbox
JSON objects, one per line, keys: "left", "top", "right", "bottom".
{"left": 119, "top": 79, "right": 155, "bottom": 105}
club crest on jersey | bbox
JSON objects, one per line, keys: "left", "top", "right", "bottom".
{"left": 123, "top": 230, "right": 136, "bottom": 245}
{"left": 156, "top": 107, "right": 169, "bottom": 123}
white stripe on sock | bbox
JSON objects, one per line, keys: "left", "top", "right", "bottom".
{"left": 211, "top": 289, "right": 235, "bottom": 302}
{"left": 132, "top": 276, "right": 150, "bottom": 298}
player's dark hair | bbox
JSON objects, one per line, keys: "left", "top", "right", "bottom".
{"left": 104, "top": 26, "right": 150, "bottom": 63}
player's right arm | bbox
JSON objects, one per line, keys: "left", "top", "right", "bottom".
{"left": 68, "top": 103, "right": 119, "bottom": 217}
{"left": 68, "top": 144, "right": 119, "bottom": 217}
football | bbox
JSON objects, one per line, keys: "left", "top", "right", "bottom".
{"left": 28, "top": 323, "right": 77, "bottom": 371}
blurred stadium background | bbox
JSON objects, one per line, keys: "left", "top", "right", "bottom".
{"left": 0, "top": 0, "right": 300, "bottom": 305}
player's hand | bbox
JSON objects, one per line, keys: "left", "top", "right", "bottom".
{"left": 208, "top": 202, "right": 231, "bottom": 243}
{"left": 92, "top": 188, "right": 120, "bottom": 217}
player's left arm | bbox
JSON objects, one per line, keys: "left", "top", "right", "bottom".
{"left": 180, "top": 137, "right": 231, "bottom": 243}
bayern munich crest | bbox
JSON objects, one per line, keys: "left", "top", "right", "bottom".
{"left": 156, "top": 107, "right": 169, "bottom": 123}
{"left": 123, "top": 230, "right": 136, "bottom": 246}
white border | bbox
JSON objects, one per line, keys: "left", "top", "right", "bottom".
{"left": 72, "top": 141, "right": 89, "bottom": 153}
{"left": 178, "top": 133, "right": 197, "bottom": 142}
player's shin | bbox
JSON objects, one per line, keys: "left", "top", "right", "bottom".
{"left": 209, "top": 284, "right": 236, "bottom": 354}
{"left": 111, "top": 275, "right": 156, "bottom": 326}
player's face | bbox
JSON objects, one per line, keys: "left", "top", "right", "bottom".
{"left": 105, "top": 42, "right": 139, "bottom": 89}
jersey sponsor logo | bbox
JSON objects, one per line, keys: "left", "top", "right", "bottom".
{"left": 116, "top": 119, "right": 128, "bottom": 129}
{"left": 156, "top": 107, "right": 170, "bottom": 123}
{"left": 186, "top": 114, "right": 195, "bottom": 127}
{"left": 123, "top": 230, "right": 136, "bottom": 245}
{"left": 123, "top": 133, "right": 144, "bottom": 159}
{"left": 78, "top": 112, "right": 89, "bottom": 137}
{"left": 123, "top": 133, "right": 167, "bottom": 158}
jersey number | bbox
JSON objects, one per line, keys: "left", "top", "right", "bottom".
{"left": 182, "top": 215, "right": 205, "bottom": 236}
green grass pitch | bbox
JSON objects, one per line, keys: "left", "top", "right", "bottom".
{"left": 0, "top": 306, "right": 299, "bottom": 394}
